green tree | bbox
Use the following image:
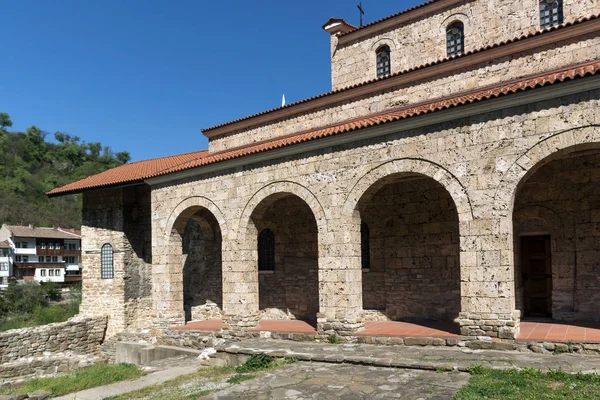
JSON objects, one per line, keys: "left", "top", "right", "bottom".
{"left": 0, "top": 112, "right": 130, "bottom": 228}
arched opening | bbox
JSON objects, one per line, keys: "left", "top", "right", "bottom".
{"left": 169, "top": 206, "right": 223, "bottom": 323}
{"left": 357, "top": 173, "right": 461, "bottom": 324}
{"left": 247, "top": 193, "right": 319, "bottom": 324}
{"left": 513, "top": 147, "right": 600, "bottom": 322}
{"left": 446, "top": 21, "right": 464, "bottom": 57}
{"left": 376, "top": 45, "right": 391, "bottom": 78}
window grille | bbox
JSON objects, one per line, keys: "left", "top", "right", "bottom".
{"left": 361, "top": 222, "right": 371, "bottom": 269}
{"left": 446, "top": 22, "right": 464, "bottom": 57}
{"left": 258, "top": 229, "right": 275, "bottom": 271}
{"left": 376, "top": 46, "right": 391, "bottom": 78}
{"left": 101, "top": 243, "right": 114, "bottom": 279}
{"left": 540, "top": 0, "right": 563, "bottom": 29}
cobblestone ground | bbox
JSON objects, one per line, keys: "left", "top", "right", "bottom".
{"left": 201, "top": 362, "right": 470, "bottom": 399}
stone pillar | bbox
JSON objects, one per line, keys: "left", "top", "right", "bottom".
{"left": 459, "top": 217, "right": 520, "bottom": 342}
{"left": 221, "top": 236, "right": 260, "bottom": 338}
{"left": 317, "top": 212, "right": 364, "bottom": 339}
{"left": 151, "top": 233, "right": 185, "bottom": 327}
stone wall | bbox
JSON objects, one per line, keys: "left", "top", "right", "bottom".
{"left": 329, "top": 0, "right": 600, "bottom": 89}
{"left": 0, "top": 316, "right": 107, "bottom": 364}
{"left": 145, "top": 89, "right": 600, "bottom": 341}
{"left": 514, "top": 150, "right": 600, "bottom": 322}
{"left": 0, "top": 353, "right": 101, "bottom": 383}
{"left": 360, "top": 177, "right": 461, "bottom": 321}
{"left": 254, "top": 195, "right": 319, "bottom": 321}
{"left": 208, "top": 33, "right": 600, "bottom": 153}
{"left": 80, "top": 186, "right": 152, "bottom": 337}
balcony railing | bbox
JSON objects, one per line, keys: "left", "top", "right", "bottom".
{"left": 14, "top": 262, "right": 70, "bottom": 269}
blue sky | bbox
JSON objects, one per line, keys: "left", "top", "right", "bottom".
{"left": 1, "top": 1, "right": 421, "bottom": 161}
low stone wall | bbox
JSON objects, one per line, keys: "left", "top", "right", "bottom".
{"left": 0, "top": 316, "right": 107, "bottom": 364}
{"left": 0, "top": 352, "right": 102, "bottom": 383}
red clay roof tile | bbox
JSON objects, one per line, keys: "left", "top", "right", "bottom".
{"left": 47, "top": 59, "right": 600, "bottom": 197}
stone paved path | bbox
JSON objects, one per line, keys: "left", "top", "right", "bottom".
{"left": 201, "top": 362, "right": 470, "bottom": 399}
{"left": 220, "top": 339, "right": 600, "bottom": 373}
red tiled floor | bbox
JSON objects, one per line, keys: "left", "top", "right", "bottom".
{"left": 357, "top": 321, "right": 459, "bottom": 338}
{"left": 517, "top": 321, "right": 600, "bottom": 343}
{"left": 249, "top": 320, "right": 317, "bottom": 334}
{"left": 172, "top": 319, "right": 223, "bottom": 331}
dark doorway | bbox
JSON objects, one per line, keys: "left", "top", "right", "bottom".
{"left": 521, "top": 235, "right": 552, "bottom": 317}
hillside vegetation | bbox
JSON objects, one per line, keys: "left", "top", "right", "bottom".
{"left": 0, "top": 112, "right": 130, "bottom": 228}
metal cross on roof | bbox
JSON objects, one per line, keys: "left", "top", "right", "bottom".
{"left": 357, "top": 2, "right": 365, "bottom": 27}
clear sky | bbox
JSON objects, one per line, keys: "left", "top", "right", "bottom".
{"left": 1, "top": 0, "right": 422, "bottom": 161}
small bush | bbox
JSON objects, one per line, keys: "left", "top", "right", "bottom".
{"left": 33, "top": 305, "right": 69, "bottom": 325}
{"left": 235, "top": 354, "right": 274, "bottom": 373}
{"left": 328, "top": 335, "right": 339, "bottom": 344}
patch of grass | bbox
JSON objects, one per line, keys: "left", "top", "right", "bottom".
{"left": 0, "top": 363, "right": 143, "bottom": 397}
{"left": 107, "top": 367, "right": 235, "bottom": 400}
{"left": 454, "top": 367, "right": 600, "bottom": 400}
{"left": 328, "top": 334, "right": 340, "bottom": 344}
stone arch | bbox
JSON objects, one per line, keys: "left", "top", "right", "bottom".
{"left": 238, "top": 181, "right": 328, "bottom": 242}
{"left": 343, "top": 158, "right": 473, "bottom": 221}
{"left": 164, "top": 196, "right": 228, "bottom": 240}
{"left": 159, "top": 196, "right": 226, "bottom": 324}
{"left": 370, "top": 37, "right": 398, "bottom": 51}
{"left": 494, "top": 125, "right": 600, "bottom": 217}
{"left": 237, "top": 181, "right": 325, "bottom": 323}
{"left": 345, "top": 158, "right": 467, "bottom": 323}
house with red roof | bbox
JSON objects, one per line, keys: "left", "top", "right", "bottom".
{"left": 49, "top": 0, "right": 600, "bottom": 347}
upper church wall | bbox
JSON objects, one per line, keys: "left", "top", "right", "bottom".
{"left": 207, "top": 31, "right": 600, "bottom": 153}
{"left": 329, "top": 0, "right": 600, "bottom": 90}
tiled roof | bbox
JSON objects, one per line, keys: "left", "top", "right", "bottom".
{"left": 0, "top": 241, "right": 10, "bottom": 248}
{"left": 202, "top": 14, "right": 598, "bottom": 135}
{"left": 4, "top": 225, "right": 81, "bottom": 239}
{"left": 48, "top": 60, "right": 600, "bottom": 197}
{"left": 47, "top": 150, "right": 208, "bottom": 196}
{"left": 337, "top": 0, "right": 442, "bottom": 37}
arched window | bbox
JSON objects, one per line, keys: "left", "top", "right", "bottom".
{"left": 258, "top": 229, "right": 275, "bottom": 271}
{"left": 446, "top": 22, "right": 464, "bottom": 57}
{"left": 376, "top": 46, "right": 391, "bottom": 78}
{"left": 540, "top": 0, "right": 563, "bottom": 29}
{"left": 361, "top": 222, "right": 370, "bottom": 269}
{"left": 101, "top": 243, "right": 114, "bottom": 279}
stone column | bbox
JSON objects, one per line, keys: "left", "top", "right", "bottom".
{"left": 459, "top": 217, "right": 520, "bottom": 343}
{"left": 221, "top": 236, "right": 260, "bottom": 338}
{"left": 317, "top": 212, "right": 364, "bottom": 339}
{"left": 151, "top": 233, "right": 185, "bottom": 328}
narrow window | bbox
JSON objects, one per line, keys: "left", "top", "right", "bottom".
{"left": 361, "top": 222, "right": 371, "bottom": 269}
{"left": 376, "top": 46, "right": 391, "bottom": 78}
{"left": 446, "top": 22, "right": 464, "bottom": 57}
{"left": 101, "top": 243, "right": 114, "bottom": 279}
{"left": 540, "top": 0, "right": 563, "bottom": 29}
{"left": 258, "top": 229, "right": 275, "bottom": 271}
{"left": 41, "top": 269, "right": 46, "bottom": 277}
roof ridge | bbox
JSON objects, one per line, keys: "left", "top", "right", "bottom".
{"left": 202, "top": 14, "right": 599, "bottom": 134}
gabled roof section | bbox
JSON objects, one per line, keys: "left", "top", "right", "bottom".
{"left": 4, "top": 225, "right": 81, "bottom": 240}
{"left": 0, "top": 241, "right": 10, "bottom": 249}
{"left": 48, "top": 60, "right": 600, "bottom": 197}
{"left": 47, "top": 150, "right": 208, "bottom": 196}
{"left": 202, "top": 15, "right": 599, "bottom": 138}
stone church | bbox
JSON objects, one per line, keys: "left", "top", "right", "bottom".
{"left": 50, "top": 0, "right": 600, "bottom": 346}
